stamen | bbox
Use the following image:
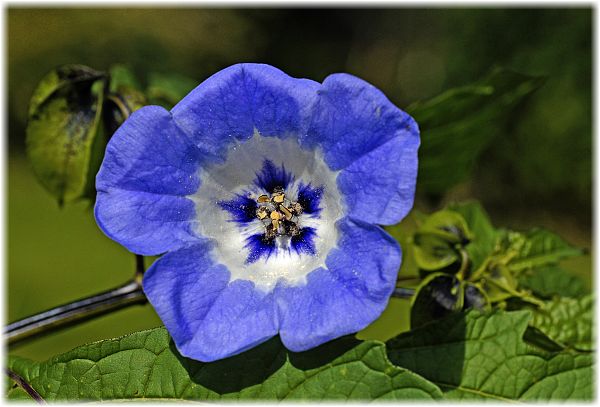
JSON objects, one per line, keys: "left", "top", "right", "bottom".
{"left": 257, "top": 206, "right": 268, "bottom": 219}
{"left": 281, "top": 206, "right": 293, "bottom": 221}
{"left": 270, "top": 210, "right": 281, "bottom": 230}
{"left": 255, "top": 188, "right": 304, "bottom": 240}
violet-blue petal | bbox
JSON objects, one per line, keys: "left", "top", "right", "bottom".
{"left": 303, "top": 73, "right": 419, "bottom": 225}
{"left": 338, "top": 133, "right": 419, "bottom": 224}
{"left": 171, "top": 63, "right": 320, "bottom": 160}
{"left": 143, "top": 242, "right": 279, "bottom": 362}
{"left": 95, "top": 105, "right": 201, "bottom": 256}
{"left": 275, "top": 217, "right": 401, "bottom": 352}
{"left": 95, "top": 189, "right": 197, "bottom": 256}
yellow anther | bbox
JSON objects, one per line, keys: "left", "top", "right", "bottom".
{"left": 270, "top": 211, "right": 281, "bottom": 220}
{"left": 272, "top": 193, "right": 285, "bottom": 203}
{"left": 257, "top": 195, "right": 270, "bottom": 203}
{"left": 279, "top": 205, "right": 293, "bottom": 220}
{"left": 257, "top": 207, "right": 268, "bottom": 219}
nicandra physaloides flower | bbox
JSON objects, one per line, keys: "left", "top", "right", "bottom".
{"left": 95, "top": 63, "right": 419, "bottom": 362}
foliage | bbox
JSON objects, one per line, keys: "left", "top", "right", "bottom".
{"left": 7, "top": 310, "right": 591, "bottom": 402}
{"left": 7, "top": 329, "right": 442, "bottom": 401}
{"left": 388, "top": 310, "right": 592, "bottom": 401}
{"left": 407, "top": 68, "right": 545, "bottom": 196}
{"left": 408, "top": 201, "right": 587, "bottom": 332}
{"left": 519, "top": 265, "right": 586, "bottom": 299}
{"left": 26, "top": 65, "right": 107, "bottom": 205}
{"left": 526, "top": 295, "right": 593, "bottom": 351}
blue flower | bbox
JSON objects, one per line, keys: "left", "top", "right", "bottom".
{"left": 95, "top": 63, "right": 419, "bottom": 362}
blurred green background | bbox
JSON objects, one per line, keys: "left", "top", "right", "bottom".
{"left": 8, "top": 8, "right": 592, "bottom": 360}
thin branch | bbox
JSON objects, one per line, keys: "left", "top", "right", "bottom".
{"left": 5, "top": 279, "right": 146, "bottom": 347}
{"left": 6, "top": 368, "right": 46, "bottom": 403}
{"left": 391, "top": 287, "right": 415, "bottom": 299}
{"left": 6, "top": 253, "right": 148, "bottom": 346}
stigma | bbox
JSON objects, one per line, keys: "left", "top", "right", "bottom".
{"left": 255, "top": 187, "right": 304, "bottom": 240}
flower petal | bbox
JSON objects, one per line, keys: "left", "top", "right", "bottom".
{"left": 303, "top": 73, "right": 419, "bottom": 225}
{"left": 172, "top": 63, "right": 320, "bottom": 160}
{"left": 338, "top": 134, "right": 419, "bottom": 224}
{"left": 143, "top": 242, "right": 279, "bottom": 362}
{"left": 95, "top": 189, "right": 197, "bottom": 256}
{"left": 95, "top": 105, "right": 202, "bottom": 255}
{"left": 275, "top": 217, "right": 401, "bottom": 352}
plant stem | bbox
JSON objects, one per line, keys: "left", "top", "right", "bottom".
{"left": 5, "top": 279, "right": 147, "bottom": 347}
{"left": 6, "top": 368, "right": 46, "bottom": 403}
{"left": 391, "top": 287, "right": 415, "bottom": 299}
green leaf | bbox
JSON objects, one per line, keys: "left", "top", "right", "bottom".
{"left": 416, "top": 209, "right": 472, "bottom": 244}
{"left": 408, "top": 68, "right": 545, "bottom": 195}
{"left": 387, "top": 310, "right": 592, "bottom": 401}
{"left": 519, "top": 265, "right": 587, "bottom": 298}
{"left": 26, "top": 64, "right": 107, "bottom": 205}
{"left": 507, "top": 228, "right": 583, "bottom": 272}
{"left": 413, "top": 234, "right": 460, "bottom": 271}
{"left": 6, "top": 374, "right": 23, "bottom": 400}
{"left": 412, "top": 209, "right": 471, "bottom": 271}
{"left": 7, "top": 328, "right": 442, "bottom": 401}
{"left": 448, "top": 201, "right": 499, "bottom": 272}
{"left": 529, "top": 295, "right": 593, "bottom": 351}
{"left": 6, "top": 381, "right": 31, "bottom": 401}
{"left": 146, "top": 72, "right": 197, "bottom": 109}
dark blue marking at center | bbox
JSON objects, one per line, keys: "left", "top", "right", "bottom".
{"left": 244, "top": 227, "right": 318, "bottom": 264}
{"left": 297, "top": 183, "right": 324, "bottom": 215}
{"left": 244, "top": 233, "right": 277, "bottom": 264}
{"left": 218, "top": 193, "right": 257, "bottom": 223}
{"left": 253, "top": 159, "right": 293, "bottom": 193}
{"left": 291, "top": 227, "right": 317, "bottom": 256}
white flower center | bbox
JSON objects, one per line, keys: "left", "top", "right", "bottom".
{"left": 188, "top": 132, "right": 344, "bottom": 292}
